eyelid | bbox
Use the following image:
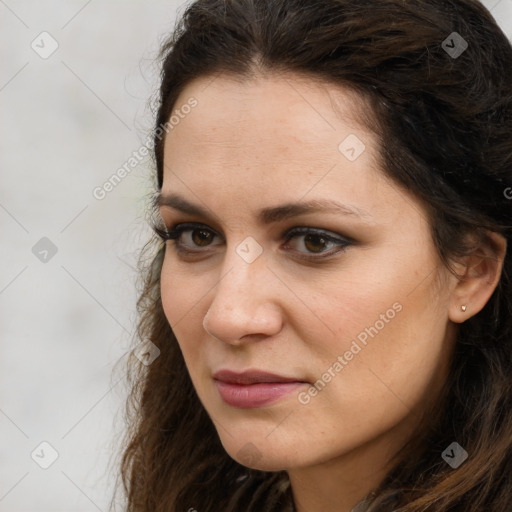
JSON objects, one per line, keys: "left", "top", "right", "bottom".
{"left": 173, "top": 222, "right": 223, "bottom": 239}
{"left": 281, "top": 227, "right": 351, "bottom": 260}
{"left": 282, "top": 226, "right": 353, "bottom": 244}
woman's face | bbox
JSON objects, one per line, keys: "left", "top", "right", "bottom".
{"left": 158, "top": 72, "right": 459, "bottom": 473}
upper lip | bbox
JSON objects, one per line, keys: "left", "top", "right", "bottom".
{"left": 212, "top": 369, "right": 306, "bottom": 385}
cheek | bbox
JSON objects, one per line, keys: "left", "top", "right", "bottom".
{"left": 301, "top": 252, "right": 449, "bottom": 401}
{"left": 318, "top": 297, "right": 448, "bottom": 426}
{"left": 160, "top": 254, "right": 202, "bottom": 324}
{"left": 160, "top": 256, "right": 206, "bottom": 359}
{"left": 160, "top": 264, "right": 181, "bottom": 325}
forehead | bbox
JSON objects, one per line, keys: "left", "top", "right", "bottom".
{"left": 165, "top": 74, "right": 374, "bottom": 167}
{"left": 159, "top": 72, "right": 403, "bottom": 223}
{"left": 166, "top": 71, "right": 369, "bottom": 149}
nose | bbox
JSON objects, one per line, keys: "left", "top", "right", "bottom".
{"left": 202, "top": 256, "right": 284, "bottom": 345}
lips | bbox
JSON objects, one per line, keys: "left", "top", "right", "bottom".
{"left": 212, "top": 369, "right": 304, "bottom": 385}
{"left": 212, "top": 369, "right": 307, "bottom": 408}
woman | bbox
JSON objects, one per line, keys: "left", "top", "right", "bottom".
{"left": 112, "top": 0, "right": 512, "bottom": 510}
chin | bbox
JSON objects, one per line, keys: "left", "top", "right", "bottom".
{"left": 218, "top": 435, "right": 300, "bottom": 471}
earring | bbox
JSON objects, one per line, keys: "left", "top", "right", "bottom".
{"left": 461, "top": 305, "right": 467, "bottom": 312}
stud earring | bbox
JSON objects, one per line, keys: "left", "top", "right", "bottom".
{"left": 461, "top": 305, "right": 467, "bottom": 312}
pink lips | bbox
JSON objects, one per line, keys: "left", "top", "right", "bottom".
{"left": 212, "top": 369, "right": 306, "bottom": 408}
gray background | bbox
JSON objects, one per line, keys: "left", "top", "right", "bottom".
{"left": 1, "top": 1, "right": 511, "bottom": 510}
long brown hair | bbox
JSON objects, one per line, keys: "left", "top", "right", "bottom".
{"left": 110, "top": 1, "right": 512, "bottom": 510}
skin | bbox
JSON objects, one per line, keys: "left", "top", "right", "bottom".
{"left": 158, "top": 71, "right": 506, "bottom": 512}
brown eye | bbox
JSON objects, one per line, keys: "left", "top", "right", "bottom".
{"left": 191, "top": 229, "right": 215, "bottom": 247}
{"left": 158, "top": 223, "right": 223, "bottom": 252}
{"left": 282, "top": 227, "right": 351, "bottom": 260}
{"left": 303, "top": 234, "right": 329, "bottom": 253}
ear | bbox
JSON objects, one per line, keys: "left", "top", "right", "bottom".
{"left": 448, "top": 230, "right": 507, "bottom": 324}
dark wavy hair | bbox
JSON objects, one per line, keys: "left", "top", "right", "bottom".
{"left": 110, "top": 0, "right": 512, "bottom": 510}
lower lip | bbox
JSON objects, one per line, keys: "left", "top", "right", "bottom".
{"left": 214, "top": 380, "right": 305, "bottom": 408}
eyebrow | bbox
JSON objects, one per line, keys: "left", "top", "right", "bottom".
{"left": 155, "top": 192, "right": 374, "bottom": 224}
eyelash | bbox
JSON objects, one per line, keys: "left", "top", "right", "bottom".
{"left": 153, "top": 222, "right": 352, "bottom": 262}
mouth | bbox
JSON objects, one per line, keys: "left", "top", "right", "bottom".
{"left": 212, "top": 369, "right": 308, "bottom": 409}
